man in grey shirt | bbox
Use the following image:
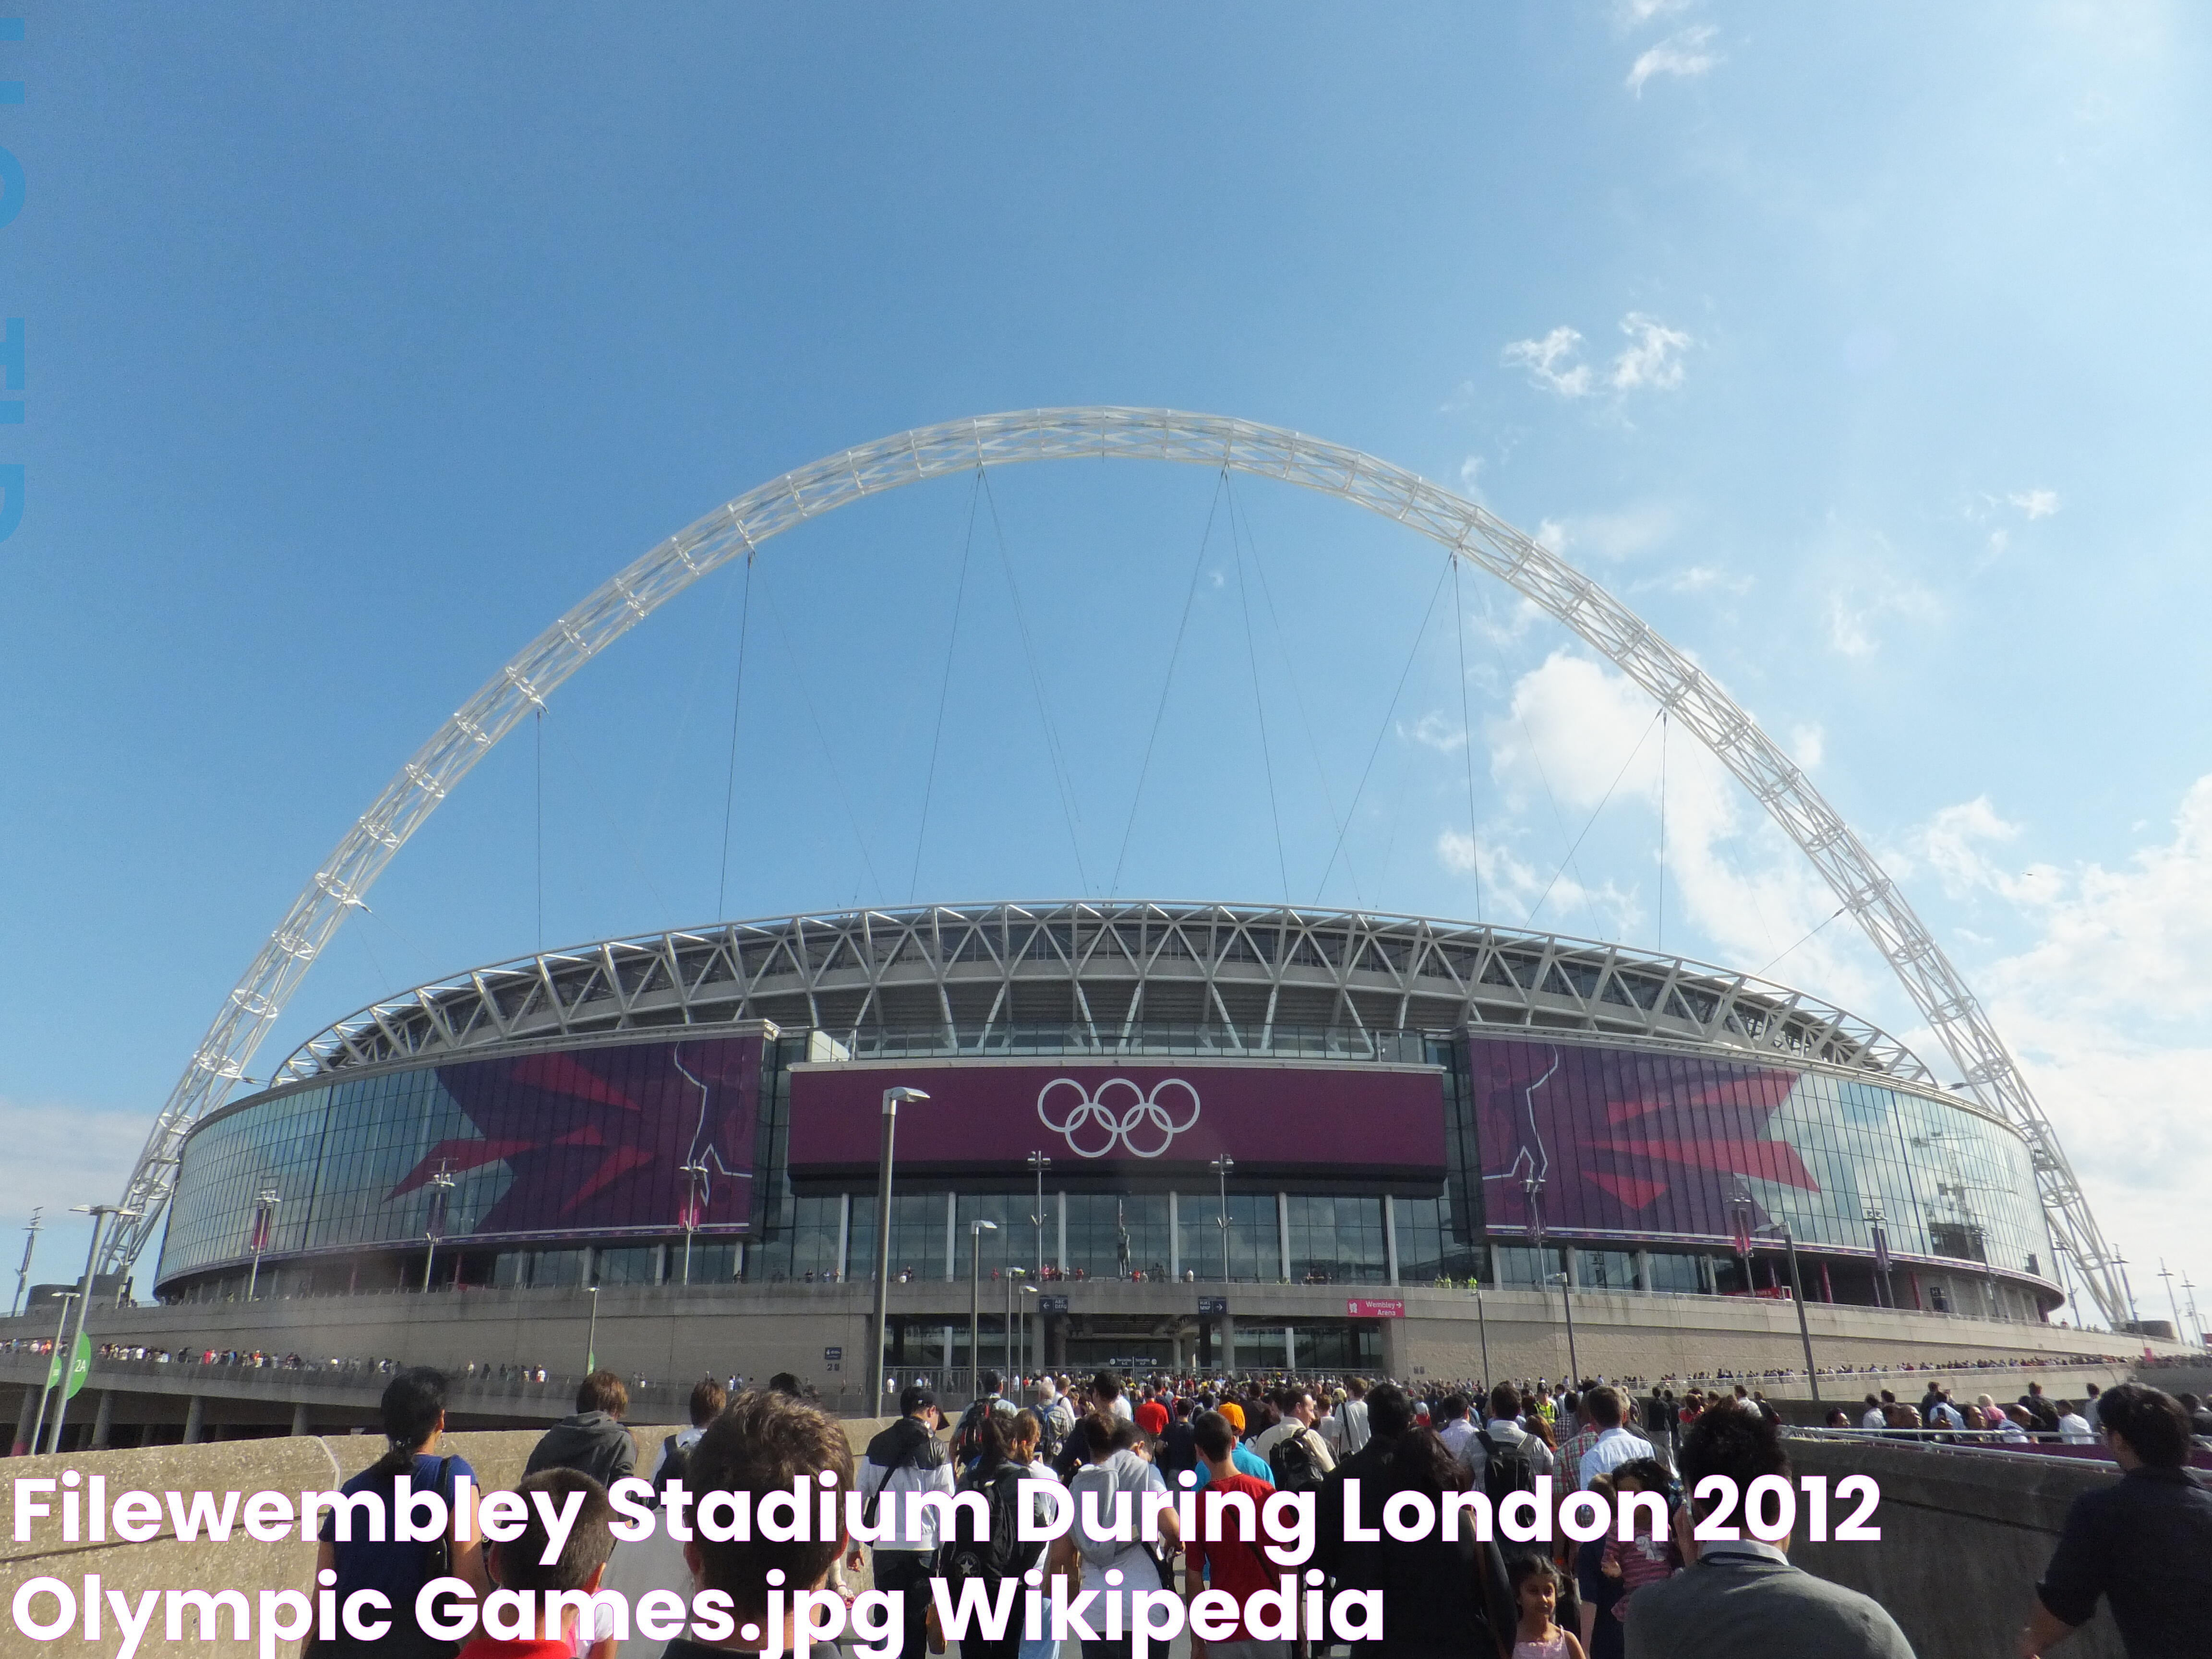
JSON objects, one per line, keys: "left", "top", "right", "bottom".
{"left": 1626, "top": 1400, "right": 1915, "bottom": 1659}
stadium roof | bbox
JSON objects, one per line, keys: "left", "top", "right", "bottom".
{"left": 275, "top": 901, "right": 1934, "bottom": 1086}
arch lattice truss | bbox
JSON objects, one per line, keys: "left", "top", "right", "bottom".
{"left": 108, "top": 408, "right": 2128, "bottom": 1324}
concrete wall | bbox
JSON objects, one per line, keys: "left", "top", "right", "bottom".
{"left": 1789, "top": 1437, "right": 2129, "bottom": 1659}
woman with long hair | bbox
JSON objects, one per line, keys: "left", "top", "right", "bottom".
{"left": 312, "top": 1366, "right": 486, "bottom": 1657}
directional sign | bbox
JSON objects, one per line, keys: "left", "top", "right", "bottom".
{"left": 1197, "top": 1297, "right": 1228, "bottom": 1316}
{"left": 45, "top": 1332, "right": 91, "bottom": 1400}
{"left": 1346, "top": 1298, "right": 1405, "bottom": 1320}
{"left": 1038, "top": 1295, "right": 1070, "bottom": 1314}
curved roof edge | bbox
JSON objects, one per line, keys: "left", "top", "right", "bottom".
{"left": 275, "top": 901, "right": 1935, "bottom": 1087}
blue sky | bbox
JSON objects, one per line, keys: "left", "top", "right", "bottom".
{"left": 2, "top": 2, "right": 2208, "bottom": 1332}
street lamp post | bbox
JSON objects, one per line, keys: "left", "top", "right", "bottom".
{"left": 25, "top": 1289, "right": 74, "bottom": 1456}
{"left": 1525, "top": 1172, "right": 1577, "bottom": 1383}
{"left": 872, "top": 1088, "right": 929, "bottom": 1413}
{"left": 679, "top": 1159, "right": 710, "bottom": 1287}
{"left": 1760, "top": 1219, "right": 1822, "bottom": 1404}
{"left": 247, "top": 1187, "right": 281, "bottom": 1301}
{"left": 1469, "top": 1279, "right": 1491, "bottom": 1388}
{"left": 1004, "top": 1268, "right": 1026, "bottom": 1380}
{"left": 1865, "top": 1202, "right": 1894, "bottom": 1308}
{"left": 969, "top": 1218, "right": 999, "bottom": 1404}
{"left": 2184, "top": 1275, "right": 2205, "bottom": 1350}
{"left": 1211, "top": 1154, "right": 1235, "bottom": 1282}
{"left": 1027, "top": 1152, "right": 1052, "bottom": 1280}
{"left": 11, "top": 1207, "right": 40, "bottom": 1319}
{"left": 1021, "top": 1283, "right": 1039, "bottom": 1381}
{"left": 2159, "top": 1259, "right": 2184, "bottom": 1344}
{"left": 422, "top": 1161, "right": 455, "bottom": 1292}
{"left": 45, "top": 1203, "right": 138, "bottom": 1455}
{"left": 584, "top": 1283, "right": 601, "bottom": 1374}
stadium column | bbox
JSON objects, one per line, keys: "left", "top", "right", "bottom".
{"left": 11, "top": 1386, "right": 33, "bottom": 1454}
{"left": 1167, "top": 1192, "right": 1179, "bottom": 1280}
{"left": 1635, "top": 1250, "right": 1651, "bottom": 1292}
{"left": 183, "top": 1395, "right": 205, "bottom": 1444}
{"left": 290, "top": 1401, "right": 311, "bottom": 1437}
{"left": 944, "top": 1195, "right": 957, "bottom": 1284}
{"left": 1384, "top": 1198, "right": 1400, "bottom": 1287}
{"left": 91, "top": 1390, "right": 113, "bottom": 1449}
{"left": 1276, "top": 1194, "right": 1290, "bottom": 1284}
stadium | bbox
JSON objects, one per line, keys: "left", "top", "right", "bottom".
{"left": 11, "top": 408, "right": 2177, "bottom": 1440}
{"left": 150, "top": 899, "right": 2063, "bottom": 1376}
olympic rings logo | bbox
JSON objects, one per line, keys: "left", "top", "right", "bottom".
{"left": 1036, "top": 1077, "right": 1201, "bottom": 1158}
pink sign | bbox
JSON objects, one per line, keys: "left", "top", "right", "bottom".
{"left": 1346, "top": 1298, "right": 1406, "bottom": 1319}
{"left": 787, "top": 1060, "right": 1444, "bottom": 1176}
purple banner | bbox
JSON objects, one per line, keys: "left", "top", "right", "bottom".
{"left": 788, "top": 1060, "right": 1445, "bottom": 1175}
{"left": 1470, "top": 1037, "right": 1813, "bottom": 1239}
{"left": 388, "top": 1035, "right": 763, "bottom": 1236}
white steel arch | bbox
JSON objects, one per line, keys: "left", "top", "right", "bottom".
{"left": 107, "top": 407, "right": 2129, "bottom": 1325}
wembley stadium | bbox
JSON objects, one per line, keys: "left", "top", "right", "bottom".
{"left": 154, "top": 898, "right": 2062, "bottom": 1369}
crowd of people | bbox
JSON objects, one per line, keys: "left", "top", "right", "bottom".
{"left": 301, "top": 1353, "right": 2212, "bottom": 1659}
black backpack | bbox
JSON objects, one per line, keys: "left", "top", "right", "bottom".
{"left": 938, "top": 1463, "right": 1038, "bottom": 1588}
{"left": 1475, "top": 1429, "right": 1537, "bottom": 1504}
{"left": 652, "top": 1434, "right": 689, "bottom": 1502}
{"left": 1267, "top": 1428, "right": 1326, "bottom": 1494}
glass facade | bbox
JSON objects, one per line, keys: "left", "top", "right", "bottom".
{"left": 158, "top": 1018, "right": 2056, "bottom": 1319}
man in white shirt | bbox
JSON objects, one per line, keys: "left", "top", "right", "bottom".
{"left": 1576, "top": 1386, "right": 1658, "bottom": 1489}
{"left": 1090, "top": 1368, "right": 1134, "bottom": 1422}
{"left": 2056, "top": 1401, "right": 2097, "bottom": 1444}
{"left": 1336, "top": 1376, "right": 1373, "bottom": 1455}
{"left": 1433, "top": 1392, "right": 1479, "bottom": 1470}
{"left": 1466, "top": 1382, "right": 1555, "bottom": 1488}
{"left": 1250, "top": 1383, "right": 1338, "bottom": 1483}
{"left": 1859, "top": 1392, "right": 1889, "bottom": 1431}
{"left": 852, "top": 1384, "right": 955, "bottom": 1659}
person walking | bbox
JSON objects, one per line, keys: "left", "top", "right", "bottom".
{"left": 853, "top": 1383, "right": 956, "bottom": 1659}
{"left": 1574, "top": 1387, "right": 1656, "bottom": 1491}
{"left": 1623, "top": 1400, "right": 1913, "bottom": 1658}
{"left": 2024, "top": 1382, "right": 2212, "bottom": 1659}
{"left": 314, "top": 1367, "right": 486, "bottom": 1658}
{"left": 523, "top": 1370, "right": 638, "bottom": 1490}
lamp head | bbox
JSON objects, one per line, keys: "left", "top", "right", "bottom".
{"left": 973, "top": 1218, "right": 999, "bottom": 1234}
{"left": 885, "top": 1087, "right": 930, "bottom": 1111}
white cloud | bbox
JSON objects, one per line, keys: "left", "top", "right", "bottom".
{"left": 2009, "top": 489, "right": 2062, "bottom": 519}
{"left": 1471, "top": 652, "right": 1872, "bottom": 997}
{"left": 1504, "top": 315, "right": 1694, "bottom": 399}
{"left": 1919, "top": 780, "right": 2212, "bottom": 1318}
{"left": 1502, "top": 326, "right": 1593, "bottom": 397}
{"left": 1617, "top": 0, "right": 1692, "bottom": 23}
{"left": 1627, "top": 24, "right": 1720, "bottom": 95}
{"left": 1824, "top": 561, "right": 1942, "bottom": 657}
{"left": 1610, "top": 313, "right": 1693, "bottom": 391}
{"left": 1643, "top": 563, "right": 1752, "bottom": 596}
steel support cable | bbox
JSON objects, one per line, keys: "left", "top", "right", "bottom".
{"left": 714, "top": 554, "right": 756, "bottom": 920}
{"left": 1657, "top": 711, "right": 1667, "bottom": 952}
{"left": 759, "top": 571, "right": 887, "bottom": 903}
{"left": 1312, "top": 554, "right": 1454, "bottom": 905}
{"left": 1451, "top": 558, "right": 1485, "bottom": 922}
{"left": 1228, "top": 481, "right": 1290, "bottom": 903}
{"left": 1754, "top": 903, "right": 1850, "bottom": 981}
{"left": 1525, "top": 704, "right": 1665, "bottom": 928}
{"left": 909, "top": 472, "right": 983, "bottom": 904}
{"left": 540, "top": 710, "right": 674, "bottom": 922}
{"left": 978, "top": 470, "right": 1090, "bottom": 896}
{"left": 1237, "top": 478, "right": 1364, "bottom": 906}
{"left": 107, "top": 407, "right": 2126, "bottom": 1327}
{"left": 1109, "top": 469, "right": 1225, "bottom": 899}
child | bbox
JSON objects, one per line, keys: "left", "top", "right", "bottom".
{"left": 457, "top": 1467, "right": 618, "bottom": 1659}
{"left": 1510, "top": 1554, "right": 1586, "bottom": 1659}
{"left": 1598, "top": 1456, "right": 1680, "bottom": 1652}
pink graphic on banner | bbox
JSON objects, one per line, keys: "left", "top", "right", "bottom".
{"left": 387, "top": 1035, "right": 762, "bottom": 1237}
{"left": 1471, "top": 1037, "right": 1815, "bottom": 1239}
{"left": 789, "top": 1062, "right": 1444, "bottom": 1173}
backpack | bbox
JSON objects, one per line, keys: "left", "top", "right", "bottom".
{"left": 1266, "top": 1428, "right": 1326, "bottom": 1494}
{"left": 1475, "top": 1429, "right": 1537, "bottom": 1505}
{"left": 952, "top": 1398, "right": 1005, "bottom": 1471}
{"left": 652, "top": 1434, "right": 689, "bottom": 1502}
{"left": 938, "top": 1464, "right": 1038, "bottom": 1589}
{"left": 1033, "top": 1401, "right": 1068, "bottom": 1466}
